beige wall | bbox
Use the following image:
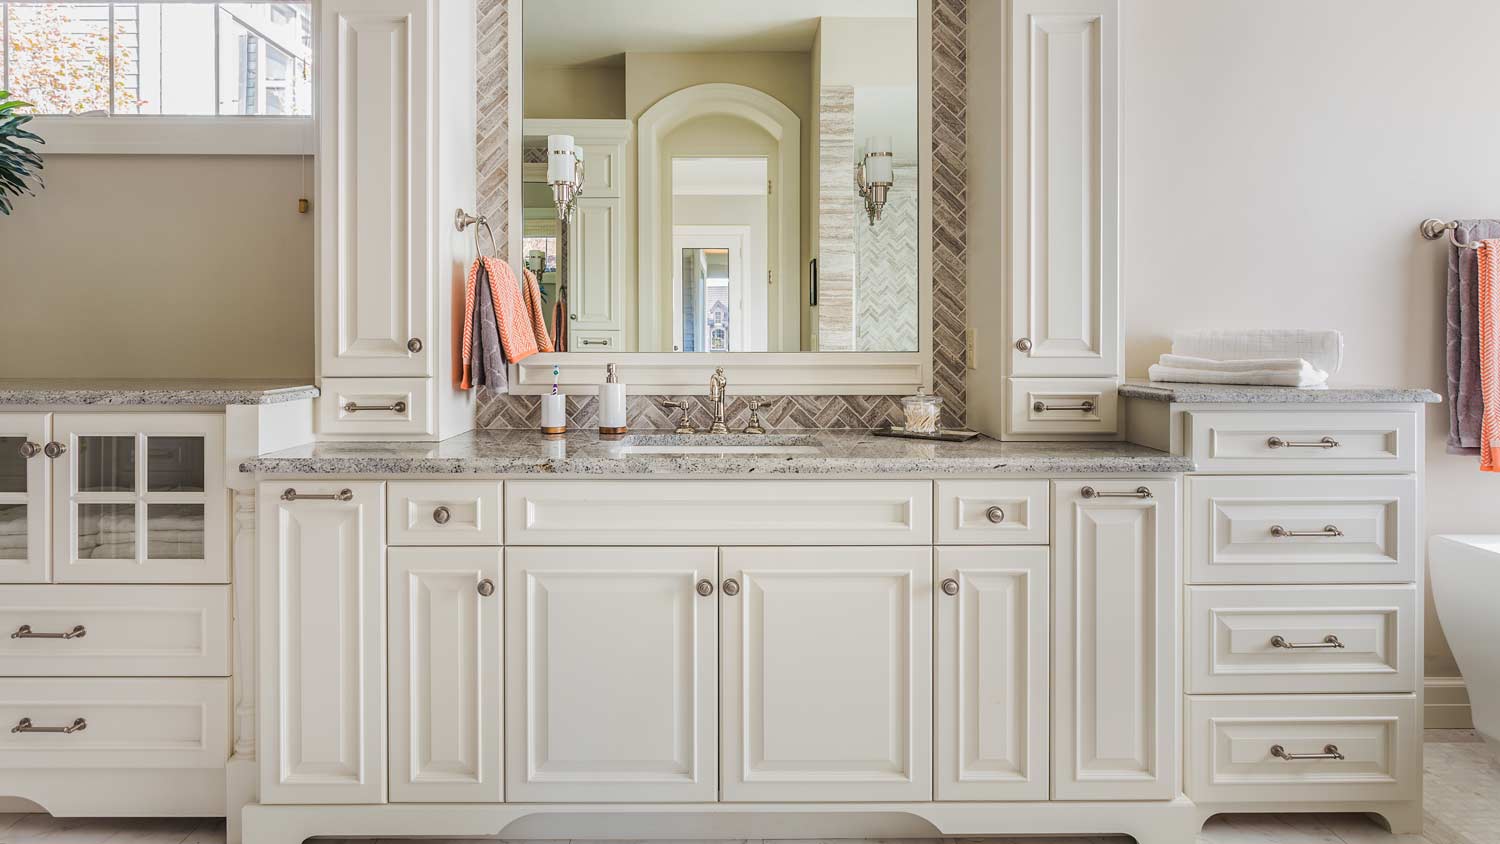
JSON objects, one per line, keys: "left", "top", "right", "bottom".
{"left": 523, "top": 65, "right": 626, "bottom": 119}
{"left": 969, "top": 0, "right": 1500, "bottom": 680}
{"left": 0, "top": 154, "right": 313, "bottom": 379}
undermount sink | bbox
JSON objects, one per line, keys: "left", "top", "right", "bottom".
{"left": 615, "top": 434, "right": 821, "bottom": 456}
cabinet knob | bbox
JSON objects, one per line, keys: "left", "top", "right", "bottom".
{"left": 477, "top": 579, "right": 496, "bottom": 597}
{"left": 941, "top": 578, "right": 960, "bottom": 596}
{"left": 433, "top": 506, "right": 452, "bottom": 525}
{"left": 407, "top": 337, "right": 423, "bottom": 353}
{"left": 1015, "top": 338, "right": 1032, "bottom": 352}
{"left": 722, "top": 578, "right": 741, "bottom": 597}
{"left": 18, "top": 441, "right": 41, "bottom": 459}
{"left": 985, "top": 506, "right": 1005, "bottom": 524}
{"left": 43, "top": 442, "right": 66, "bottom": 459}
{"left": 696, "top": 578, "right": 715, "bottom": 597}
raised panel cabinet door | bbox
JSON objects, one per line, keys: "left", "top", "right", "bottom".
{"left": 568, "top": 196, "right": 625, "bottom": 332}
{"left": 259, "top": 481, "right": 386, "bottom": 805}
{"left": 1008, "top": 0, "right": 1120, "bottom": 378}
{"left": 1053, "top": 479, "right": 1178, "bottom": 800}
{"left": 318, "top": 0, "right": 433, "bottom": 377}
{"left": 389, "top": 547, "right": 502, "bottom": 803}
{"left": 0, "top": 413, "right": 49, "bottom": 583}
{"left": 935, "top": 546, "right": 1049, "bottom": 801}
{"left": 506, "top": 546, "right": 718, "bottom": 802}
{"left": 721, "top": 546, "right": 933, "bottom": 802}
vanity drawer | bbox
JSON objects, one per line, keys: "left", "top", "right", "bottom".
{"left": 388, "top": 481, "right": 503, "bottom": 546}
{"left": 0, "top": 677, "right": 229, "bottom": 768}
{"left": 1187, "top": 585, "right": 1416, "bottom": 694}
{"left": 570, "top": 330, "right": 622, "bottom": 352}
{"left": 1006, "top": 378, "right": 1118, "bottom": 436}
{"left": 1186, "top": 694, "right": 1419, "bottom": 804}
{"left": 935, "top": 480, "right": 1049, "bottom": 544}
{"left": 1187, "top": 475, "right": 1417, "bottom": 584}
{"left": 0, "top": 585, "right": 230, "bottom": 677}
{"left": 317, "top": 377, "right": 435, "bottom": 438}
{"left": 506, "top": 480, "right": 933, "bottom": 545}
{"left": 1183, "top": 410, "right": 1417, "bottom": 474}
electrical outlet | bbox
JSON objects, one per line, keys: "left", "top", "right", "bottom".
{"left": 966, "top": 327, "right": 977, "bottom": 369}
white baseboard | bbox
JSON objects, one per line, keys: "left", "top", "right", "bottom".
{"left": 1426, "top": 677, "right": 1474, "bottom": 729}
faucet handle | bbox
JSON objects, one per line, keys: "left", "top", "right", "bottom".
{"left": 743, "top": 399, "right": 766, "bottom": 435}
{"left": 662, "top": 400, "right": 696, "bottom": 435}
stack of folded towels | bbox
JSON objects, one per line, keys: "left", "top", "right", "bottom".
{"left": 1148, "top": 329, "right": 1344, "bottom": 388}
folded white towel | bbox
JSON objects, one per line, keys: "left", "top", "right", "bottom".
{"left": 1158, "top": 354, "right": 1311, "bottom": 373}
{"left": 1148, "top": 363, "right": 1329, "bottom": 388}
{"left": 1171, "top": 329, "right": 1344, "bottom": 375}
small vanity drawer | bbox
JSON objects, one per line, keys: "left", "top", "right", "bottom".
{"left": 506, "top": 480, "right": 933, "bottom": 545}
{"left": 388, "top": 481, "right": 503, "bottom": 546}
{"left": 0, "top": 677, "right": 229, "bottom": 768}
{"left": 570, "top": 330, "right": 622, "bottom": 352}
{"left": 1006, "top": 378, "right": 1118, "bottom": 436}
{"left": 1187, "top": 694, "right": 1418, "bottom": 804}
{"left": 1187, "top": 475, "right": 1417, "bottom": 584}
{"left": 1188, "top": 585, "right": 1416, "bottom": 694}
{"left": 936, "top": 480, "right": 1049, "bottom": 544}
{"left": 0, "top": 586, "right": 230, "bottom": 677}
{"left": 318, "top": 377, "right": 435, "bottom": 438}
{"left": 1183, "top": 410, "right": 1417, "bottom": 474}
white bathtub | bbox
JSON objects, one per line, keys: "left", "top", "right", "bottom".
{"left": 1430, "top": 535, "right": 1500, "bottom": 752}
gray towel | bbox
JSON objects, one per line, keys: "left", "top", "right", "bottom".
{"left": 1446, "top": 220, "right": 1500, "bottom": 453}
{"left": 470, "top": 260, "right": 509, "bottom": 391}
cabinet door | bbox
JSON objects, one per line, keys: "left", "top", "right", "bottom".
{"left": 1008, "top": 0, "right": 1119, "bottom": 378}
{"left": 721, "top": 546, "right": 932, "bottom": 802}
{"left": 389, "top": 547, "right": 502, "bottom": 803}
{"left": 0, "top": 413, "right": 49, "bottom": 583}
{"left": 1053, "top": 479, "right": 1177, "bottom": 800}
{"left": 934, "top": 546, "right": 1048, "bottom": 801}
{"left": 568, "top": 196, "right": 624, "bottom": 332}
{"left": 259, "top": 481, "right": 385, "bottom": 805}
{"left": 506, "top": 546, "right": 717, "bottom": 802}
{"left": 52, "top": 414, "right": 226, "bottom": 584}
{"left": 318, "top": 0, "right": 432, "bottom": 377}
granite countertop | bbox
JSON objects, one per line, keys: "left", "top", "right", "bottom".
{"left": 1118, "top": 379, "right": 1442, "bottom": 405}
{"left": 0, "top": 379, "right": 320, "bottom": 406}
{"left": 241, "top": 429, "right": 1193, "bottom": 476}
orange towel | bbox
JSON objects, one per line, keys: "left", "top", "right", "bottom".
{"left": 522, "top": 268, "right": 555, "bottom": 353}
{"left": 1479, "top": 241, "right": 1500, "bottom": 471}
{"left": 461, "top": 256, "right": 539, "bottom": 387}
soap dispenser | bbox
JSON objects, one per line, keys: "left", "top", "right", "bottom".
{"left": 599, "top": 363, "right": 628, "bottom": 436}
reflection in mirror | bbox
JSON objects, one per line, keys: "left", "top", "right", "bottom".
{"left": 522, "top": 0, "right": 920, "bottom": 354}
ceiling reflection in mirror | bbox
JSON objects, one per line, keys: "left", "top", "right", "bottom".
{"left": 522, "top": 0, "right": 920, "bottom": 354}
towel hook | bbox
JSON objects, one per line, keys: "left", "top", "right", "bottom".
{"left": 455, "top": 208, "right": 499, "bottom": 258}
{"left": 1421, "top": 218, "right": 1481, "bottom": 251}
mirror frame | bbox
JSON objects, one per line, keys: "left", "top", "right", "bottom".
{"left": 504, "top": 0, "right": 934, "bottom": 395}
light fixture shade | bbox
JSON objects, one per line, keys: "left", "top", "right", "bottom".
{"left": 865, "top": 135, "right": 894, "bottom": 184}
{"left": 547, "top": 134, "right": 576, "bottom": 184}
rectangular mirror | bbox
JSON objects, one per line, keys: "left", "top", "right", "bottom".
{"left": 522, "top": 0, "right": 921, "bottom": 355}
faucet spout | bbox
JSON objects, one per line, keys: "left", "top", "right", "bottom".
{"left": 708, "top": 367, "right": 730, "bottom": 434}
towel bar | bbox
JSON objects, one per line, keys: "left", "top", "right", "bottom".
{"left": 1421, "top": 218, "right": 1482, "bottom": 250}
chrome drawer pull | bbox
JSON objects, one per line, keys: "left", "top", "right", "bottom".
{"left": 343, "top": 401, "right": 407, "bottom": 414}
{"left": 940, "top": 578, "right": 960, "bottom": 596}
{"left": 432, "top": 506, "right": 452, "bottom": 525}
{"left": 1270, "top": 524, "right": 1343, "bottom": 538}
{"left": 1270, "top": 744, "right": 1344, "bottom": 761}
{"left": 281, "top": 488, "right": 354, "bottom": 503}
{"left": 11, "top": 624, "right": 86, "bottom": 640}
{"left": 1267, "top": 436, "right": 1340, "bottom": 449}
{"left": 12, "top": 717, "right": 87, "bottom": 734}
{"left": 696, "top": 579, "right": 715, "bottom": 597}
{"left": 1033, "top": 400, "right": 1096, "bottom": 413}
{"left": 1270, "top": 634, "right": 1345, "bottom": 650}
{"left": 579, "top": 339, "right": 609, "bottom": 346}
{"left": 1081, "top": 486, "right": 1153, "bottom": 500}
{"left": 985, "top": 506, "right": 1006, "bottom": 523}
{"left": 722, "top": 578, "right": 741, "bottom": 597}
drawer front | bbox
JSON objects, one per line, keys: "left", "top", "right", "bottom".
{"left": 1187, "top": 475, "right": 1417, "bottom": 584}
{"left": 1184, "top": 410, "right": 1417, "bottom": 474}
{"left": 1188, "top": 585, "right": 1416, "bottom": 694}
{"left": 570, "top": 330, "right": 622, "bottom": 352}
{"left": 388, "top": 481, "right": 503, "bottom": 546}
{"left": 318, "top": 377, "right": 435, "bottom": 437}
{"left": 1187, "top": 694, "right": 1419, "bottom": 804}
{"left": 1006, "top": 378, "right": 1119, "bottom": 436}
{"left": 935, "top": 480, "right": 1049, "bottom": 545}
{"left": 506, "top": 480, "right": 933, "bottom": 546}
{"left": 0, "top": 585, "right": 230, "bottom": 676}
{"left": 0, "top": 677, "right": 229, "bottom": 768}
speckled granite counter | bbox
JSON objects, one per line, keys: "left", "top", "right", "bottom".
{"left": 0, "top": 379, "right": 319, "bottom": 406}
{"left": 1118, "top": 379, "right": 1442, "bottom": 404}
{"left": 241, "top": 429, "right": 1192, "bottom": 476}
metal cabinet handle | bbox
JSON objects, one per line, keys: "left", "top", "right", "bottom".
{"left": 696, "top": 578, "right": 715, "bottom": 597}
{"left": 343, "top": 401, "right": 407, "bottom": 414}
{"left": 941, "top": 578, "right": 960, "bottom": 596}
{"left": 432, "top": 506, "right": 451, "bottom": 525}
{"left": 1267, "top": 436, "right": 1339, "bottom": 449}
{"left": 1270, "top": 744, "right": 1344, "bottom": 761}
{"left": 580, "top": 339, "right": 608, "bottom": 346}
{"left": 1270, "top": 524, "right": 1343, "bottom": 538}
{"left": 722, "top": 578, "right": 741, "bottom": 597}
{"left": 477, "top": 579, "right": 496, "bottom": 597}
{"left": 1081, "top": 486, "right": 1153, "bottom": 500}
{"left": 985, "top": 506, "right": 1005, "bottom": 524}
{"left": 281, "top": 488, "right": 354, "bottom": 503}
{"left": 1015, "top": 338, "right": 1032, "bottom": 352}
{"left": 18, "top": 441, "right": 41, "bottom": 459}
{"left": 1033, "top": 400, "right": 1096, "bottom": 414}
{"left": 43, "top": 441, "right": 66, "bottom": 459}
{"left": 1270, "top": 634, "right": 1345, "bottom": 650}
{"left": 407, "top": 338, "right": 424, "bottom": 353}
{"left": 11, "top": 624, "right": 86, "bottom": 640}
{"left": 11, "top": 717, "right": 87, "bottom": 734}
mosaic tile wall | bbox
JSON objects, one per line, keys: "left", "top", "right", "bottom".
{"left": 475, "top": 0, "right": 967, "bottom": 430}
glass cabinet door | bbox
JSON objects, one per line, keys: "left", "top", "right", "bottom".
{"left": 0, "top": 413, "right": 50, "bottom": 583}
{"left": 52, "top": 413, "right": 226, "bottom": 584}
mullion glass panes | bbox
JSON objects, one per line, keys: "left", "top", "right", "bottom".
{"left": 0, "top": 438, "right": 27, "bottom": 493}
{"left": 146, "top": 503, "right": 204, "bottom": 559}
{"left": 146, "top": 436, "right": 205, "bottom": 492}
{"left": 76, "top": 435, "right": 136, "bottom": 492}
{"left": 77, "top": 501, "right": 135, "bottom": 559}
{"left": 6, "top": 3, "right": 113, "bottom": 114}
{"left": 0, "top": 504, "right": 25, "bottom": 560}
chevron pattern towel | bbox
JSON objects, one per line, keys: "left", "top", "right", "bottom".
{"left": 1478, "top": 241, "right": 1500, "bottom": 472}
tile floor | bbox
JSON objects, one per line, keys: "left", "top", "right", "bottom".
{"left": 0, "top": 732, "right": 1492, "bottom": 844}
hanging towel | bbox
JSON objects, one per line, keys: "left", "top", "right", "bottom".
{"left": 551, "top": 277, "right": 569, "bottom": 353}
{"left": 461, "top": 257, "right": 509, "bottom": 390}
{"left": 1476, "top": 240, "right": 1500, "bottom": 472}
{"left": 1446, "top": 221, "right": 1500, "bottom": 453}
{"left": 522, "top": 267, "right": 555, "bottom": 353}
{"left": 461, "top": 255, "right": 539, "bottom": 387}
{"left": 1171, "top": 329, "right": 1344, "bottom": 376}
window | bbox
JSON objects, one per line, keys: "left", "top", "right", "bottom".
{"left": 0, "top": 1, "right": 313, "bottom": 117}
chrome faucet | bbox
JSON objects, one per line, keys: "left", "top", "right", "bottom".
{"left": 707, "top": 367, "right": 730, "bottom": 434}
